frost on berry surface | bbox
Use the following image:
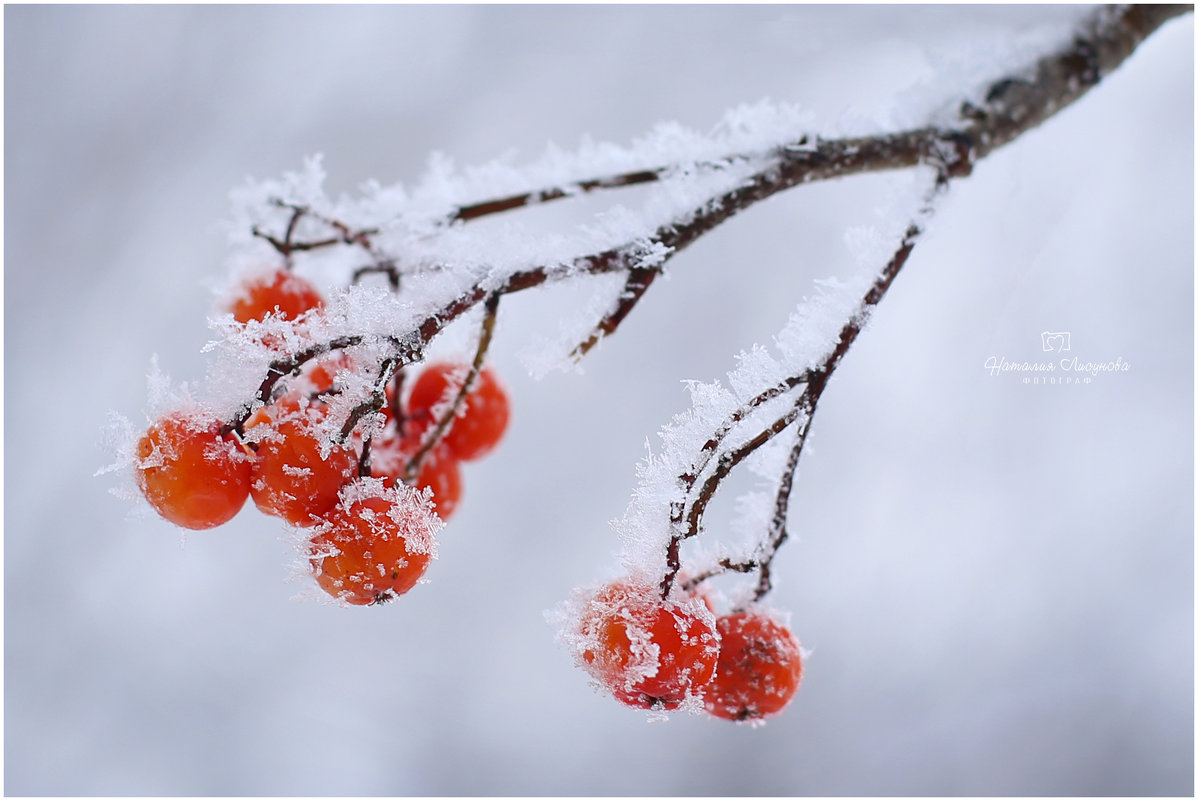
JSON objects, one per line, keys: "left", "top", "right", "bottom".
{"left": 330, "top": 477, "right": 442, "bottom": 558}
{"left": 705, "top": 605, "right": 805, "bottom": 725}
{"left": 551, "top": 574, "right": 720, "bottom": 720}
{"left": 296, "top": 477, "right": 444, "bottom": 607}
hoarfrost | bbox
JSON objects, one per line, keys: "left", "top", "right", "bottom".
{"left": 608, "top": 169, "right": 932, "bottom": 583}
{"left": 158, "top": 99, "right": 824, "bottom": 419}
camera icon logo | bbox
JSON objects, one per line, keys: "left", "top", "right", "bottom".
{"left": 1041, "top": 331, "right": 1071, "bottom": 352}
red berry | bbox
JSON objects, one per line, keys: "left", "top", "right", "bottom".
{"left": 408, "top": 362, "right": 509, "bottom": 461}
{"left": 410, "top": 451, "right": 462, "bottom": 521}
{"left": 248, "top": 411, "right": 357, "bottom": 527}
{"left": 577, "top": 580, "right": 720, "bottom": 710}
{"left": 135, "top": 411, "right": 252, "bottom": 530}
{"left": 704, "top": 610, "right": 803, "bottom": 722}
{"left": 309, "top": 484, "right": 437, "bottom": 605}
{"left": 244, "top": 391, "right": 306, "bottom": 431}
{"left": 304, "top": 351, "right": 358, "bottom": 394}
{"left": 228, "top": 268, "right": 324, "bottom": 324}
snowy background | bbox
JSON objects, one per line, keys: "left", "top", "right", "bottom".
{"left": 5, "top": 4, "right": 1193, "bottom": 796}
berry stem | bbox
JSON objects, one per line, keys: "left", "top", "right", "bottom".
{"left": 223, "top": 333, "right": 417, "bottom": 437}
{"left": 349, "top": 355, "right": 402, "bottom": 477}
{"left": 668, "top": 203, "right": 933, "bottom": 602}
{"left": 404, "top": 293, "right": 501, "bottom": 480}
{"left": 252, "top": 200, "right": 382, "bottom": 260}
{"left": 390, "top": 368, "right": 407, "bottom": 435}
{"left": 661, "top": 394, "right": 809, "bottom": 599}
{"left": 749, "top": 409, "right": 810, "bottom": 604}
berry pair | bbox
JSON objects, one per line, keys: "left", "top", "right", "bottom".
{"left": 575, "top": 580, "right": 803, "bottom": 721}
{"left": 132, "top": 404, "right": 356, "bottom": 531}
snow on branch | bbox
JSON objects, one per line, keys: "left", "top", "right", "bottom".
{"left": 225, "top": 4, "right": 1187, "bottom": 407}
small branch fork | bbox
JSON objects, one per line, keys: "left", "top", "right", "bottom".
{"left": 664, "top": 217, "right": 926, "bottom": 601}
{"left": 223, "top": 5, "right": 1186, "bottom": 540}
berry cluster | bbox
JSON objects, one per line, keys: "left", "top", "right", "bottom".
{"left": 572, "top": 579, "right": 803, "bottom": 723}
{"left": 133, "top": 266, "right": 510, "bottom": 605}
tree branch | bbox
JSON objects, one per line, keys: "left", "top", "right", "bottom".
{"left": 229, "top": 4, "right": 1187, "bottom": 457}
{"left": 661, "top": 215, "right": 927, "bottom": 599}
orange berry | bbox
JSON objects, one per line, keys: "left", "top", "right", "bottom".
{"left": 408, "top": 362, "right": 509, "bottom": 461}
{"left": 577, "top": 580, "right": 720, "bottom": 711}
{"left": 244, "top": 392, "right": 307, "bottom": 431}
{"left": 309, "top": 484, "right": 437, "bottom": 605}
{"left": 410, "top": 451, "right": 462, "bottom": 521}
{"left": 135, "top": 411, "right": 251, "bottom": 530}
{"left": 704, "top": 610, "right": 803, "bottom": 722}
{"left": 228, "top": 267, "right": 324, "bottom": 324}
{"left": 304, "top": 351, "right": 356, "bottom": 394}
{"left": 249, "top": 414, "right": 357, "bottom": 527}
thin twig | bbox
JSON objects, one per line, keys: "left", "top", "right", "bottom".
{"left": 403, "top": 293, "right": 502, "bottom": 481}
{"left": 346, "top": 356, "right": 401, "bottom": 477}
{"left": 661, "top": 394, "right": 810, "bottom": 598}
{"left": 451, "top": 168, "right": 670, "bottom": 222}
{"left": 569, "top": 266, "right": 660, "bottom": 361}
{"left": 678, "top": 409, "right": 813, "bottom": 601}
{"left": 750, "top": 410, "right": 812, "bottom": 603}
{"left": 663, "top": 215, "right": 928, "bottom": 600}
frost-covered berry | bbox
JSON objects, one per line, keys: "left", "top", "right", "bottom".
{"left": 408, "top": 362, "right": 510, "bottom": 462}
{"left": 309, "top": 482, "right": 439, "bottom": 605}
{"left": 304, "top": 351, "right": 357, "bottom": 394}
{"left": 228, "top": 267, "right": 324, "bottom": 324}
{"left": 135, "top": 411, "right": 252, "bottom": 530}
{"left": 248, "top": 409, "right": 357, "bottom": 527}
{"left": 704, "top": 609, "right": 802, "bottom": 722}
{"left": 575, "top": 580, "right": 720, "bottom": 711}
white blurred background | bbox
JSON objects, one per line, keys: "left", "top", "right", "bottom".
{"left": 5, "top": 5, "right": 1193, "bottom": 795}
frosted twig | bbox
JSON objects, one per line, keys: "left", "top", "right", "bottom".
{"left": 250, "top": 203, "right": 306, "bottom": 263}
{"left": 450, "top": 167, "right": 669, "bottom": 222}
{"left": 224, "top": 333, "right": 418, "bottom": 436}
{"left": 351, "top": 260, "right": 402, "bottom": 290}
{"left": 675, "top": 409, "right": 810, "bottom": 602}
{"left": 350, "top": 356, "right": 401, "bottom": 477}
{"left": 750, "top": 412, "right": 810, "bottom": 603}
{"left": 663, "top": 372, "right": 813, "bottom": 596}
{"left": 569, "top": 266, "right": 660, "bottom": 362}
{"left": 682, "top": 373, "right": 811, "bottom": 490}
{"left": 253, "top": 200, "right": 382, "bottom": 260}
{"left": 668, "top": 216, "right": 928, "bottom": 601}
{"left": 662, "top": 394, "right": 810, "bottom": 599}
{"left": 440, "top": 5, "right": 1185, "bottom": 222}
